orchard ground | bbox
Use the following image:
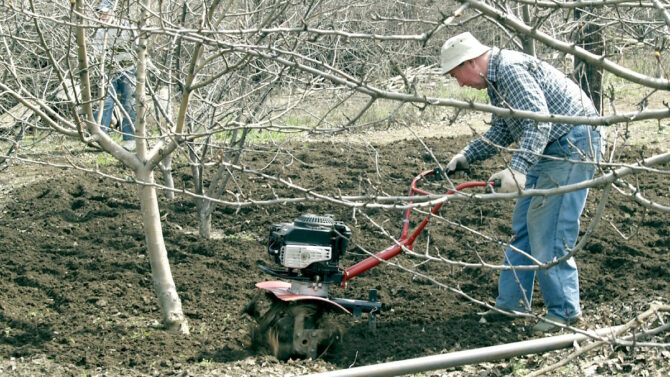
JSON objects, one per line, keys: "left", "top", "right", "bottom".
{"left": 0, "top": 109, "right": 669, "bottom": 376}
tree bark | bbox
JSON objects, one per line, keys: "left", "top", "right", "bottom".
{"left": 159, "top": 155, "right": 175, "bottom": 200}
{"left": 155, "top": 86, "right": 175, "bottom": 200}
{"left": 137, "top": 167, "right": 189, "bottom": 334}
{"left": 198, "top": 205, "right": 212, "bottom": 240}
{"left": 520, "top": 5, "right": 536, "bottom": 57}
{"left": 574, "top": 9, "right": 604, "bottom": 113}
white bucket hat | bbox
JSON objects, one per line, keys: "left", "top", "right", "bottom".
{"left": 97, "top": 0, "right": 115, "bottom": 13}
{"left": 440, "top": 32, "right": 491, "bottom": 74}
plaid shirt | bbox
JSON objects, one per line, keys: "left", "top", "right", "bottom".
{"left": 461, "top": 48, "right": 598, "bottom": 174}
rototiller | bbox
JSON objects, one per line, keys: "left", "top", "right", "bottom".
{"left": 246, "top": 168, "right": 499, "bottom": 360}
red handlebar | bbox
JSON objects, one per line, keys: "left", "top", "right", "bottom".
{"left": 341, "top": 170, "right": 495, "bottom": 287}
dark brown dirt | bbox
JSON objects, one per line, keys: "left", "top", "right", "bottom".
{"left": 0, "top": 135, "right": 668, "bottom": 375}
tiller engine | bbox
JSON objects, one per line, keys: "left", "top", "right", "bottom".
{"left": 245, "top": 169, "right": 498, "bottom": 360}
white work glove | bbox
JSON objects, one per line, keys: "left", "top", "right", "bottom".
{"left": 489, "top": 168, "right": 526, "bottom": 193}
{"left": 446, "top": 153, "right": 469, "bottom": 174}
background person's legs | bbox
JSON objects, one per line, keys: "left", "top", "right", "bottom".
{"left": 116, "top": 71, "right": 136, "bottom": 142}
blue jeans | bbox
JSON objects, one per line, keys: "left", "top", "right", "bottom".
{"left": 495, "top": 125, "right": 601, "bottom": 320}
{"left": 94, "top": 69, "right": 136, "bottom": 141}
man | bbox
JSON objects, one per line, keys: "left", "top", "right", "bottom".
{"left": 441, "top": 32, "right": 601, "bottom": 333}
{"left": 92, "top": 0, "right": 136, "bottom": 151}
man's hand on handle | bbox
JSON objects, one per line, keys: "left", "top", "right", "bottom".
{"left": 488, "top": 168, "right": 526, "bottom": 193}
{"left": 446, "top": 153, "right": 469, "bottom": 174}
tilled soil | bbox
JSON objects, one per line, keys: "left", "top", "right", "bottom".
{"left": 0, "top": 135, "right": 668, "bottom": 376}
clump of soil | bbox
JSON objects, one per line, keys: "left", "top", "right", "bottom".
{"left": 0, "top": 135, "right": 668, "bottom": 375}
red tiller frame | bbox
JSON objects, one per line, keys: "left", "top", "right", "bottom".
{"left": 340, "top": 169, "right": 494, "bottom": 288}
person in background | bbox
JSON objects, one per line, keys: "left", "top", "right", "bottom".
{"left": 92, "top": 0, "right": 136, "bottom": 151}
{"left": 441, "top": 32, "right": 601, "bottom": 333}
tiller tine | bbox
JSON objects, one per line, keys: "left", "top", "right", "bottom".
{"left": 246, "top": 290, "right": 344, "bottom": 360}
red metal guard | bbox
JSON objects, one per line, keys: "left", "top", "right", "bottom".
{"left": 341, "top": 169, "right": 492, "bottom": 287}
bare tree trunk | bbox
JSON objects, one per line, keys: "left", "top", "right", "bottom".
{"left": 521, "top": 5, "right": 536, "bottom": 57}
{"left": 154, "top": 86, "right": 175, "bottom": 200}
{"left": 198, "top": 203, "right": 212, "bottom": 239}
{"left": 196, "top": 128, "right": 249, "bottom": 239}
{"left": 574, "top": 8, "right": 604, "bottom": 113}
{"left": 159, "top": 155, "right": 175, "bottom": 200}
{"left": 137, "top": 167, "right": 189, "bottom": 334}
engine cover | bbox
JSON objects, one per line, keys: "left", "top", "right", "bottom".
{"left": 280, "top": 245, "right": 332, "bottom": 269}
{"left": 266, "top": 214, "right": 351, "bottom": 283}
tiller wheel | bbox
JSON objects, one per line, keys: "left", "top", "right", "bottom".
{"left": 246, "top": 291, "right": 344, "bottom": 360}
